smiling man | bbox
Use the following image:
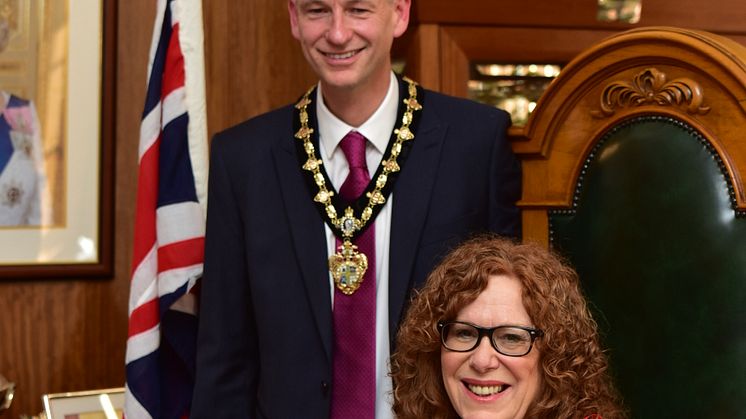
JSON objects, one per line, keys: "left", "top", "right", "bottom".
{"left": 191, "top": 0, "right": 522, "bottom": 418}
{"left": 288, "top": 0, "right": 407, "bottom": 126}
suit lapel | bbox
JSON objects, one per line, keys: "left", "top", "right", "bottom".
{"left": 388, "top": 89, "right": 447, "bottom": 343}
{"left": 273, "top": 120, "right": 333, "bottom": 362}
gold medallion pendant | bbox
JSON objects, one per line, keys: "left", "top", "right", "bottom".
{"left": 329, "top": 240, "right": 368, "bottom": 295}
{"left": 294, "top": 77, "right": 423, "bottom": 294}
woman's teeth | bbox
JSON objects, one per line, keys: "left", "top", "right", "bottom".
{"left": 467, "top": 384, "right": 505, "bottom": 396}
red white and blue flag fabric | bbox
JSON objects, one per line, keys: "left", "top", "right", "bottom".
{"left": 125, "top": 0, "right": 208, "bottom": 417}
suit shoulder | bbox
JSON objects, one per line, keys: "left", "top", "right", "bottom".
{"left": 211, "top": 104, "right": 294, "bottom": 150}
{"left": 422, "top": 88, "right": 510, "bottom": 121}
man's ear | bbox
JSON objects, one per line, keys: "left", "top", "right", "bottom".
{"left": 392, "top": 0, "right": 411, "bottom": 38}
{"left": 288, "top": 0, "right": 301, "bottom": 40}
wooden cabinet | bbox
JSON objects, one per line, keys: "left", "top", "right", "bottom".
{"left": 395, "top": 0, "right": 746, "bottom": 138}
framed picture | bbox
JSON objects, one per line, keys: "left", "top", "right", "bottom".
{"left": 43, "top": 387, "right": 124, "bottom": 419}
{"left": 0, "top": 0, "right": 114, "bottom": 278}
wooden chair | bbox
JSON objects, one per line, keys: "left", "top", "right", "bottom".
{"left": 519, "top": 27, "right": 746, "bottom": 417}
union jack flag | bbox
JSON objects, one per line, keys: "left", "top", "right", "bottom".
{"left": 125, "top": 0, "right": 208, "bottom": 417}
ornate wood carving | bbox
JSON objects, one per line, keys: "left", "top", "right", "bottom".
{"left": 591, "top": 68, "right": 711, "bottom": 118}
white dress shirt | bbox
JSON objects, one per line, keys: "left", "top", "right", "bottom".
{"left": 316, "top": 72, "right": 398, "bottom": 419}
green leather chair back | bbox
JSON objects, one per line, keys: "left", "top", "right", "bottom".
{"left": 550, "top": 116, "right": 746, "bottom": 418}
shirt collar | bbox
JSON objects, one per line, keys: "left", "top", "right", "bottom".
{"left": 316, "top": 72, "right": 399, "bottom": 159}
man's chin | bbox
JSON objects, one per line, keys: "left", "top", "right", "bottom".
{"left": 318, "top": 72, "right": 363, "bottom": 92}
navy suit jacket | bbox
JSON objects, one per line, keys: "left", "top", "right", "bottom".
{"left": 191, "top": 80, "right": 521, "bottom": 418}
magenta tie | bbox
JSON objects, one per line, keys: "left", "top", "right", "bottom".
{"left": 330, "top": 131, "right": 376, "bottom": 419}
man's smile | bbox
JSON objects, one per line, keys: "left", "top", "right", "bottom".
{"left": 321, "top": 47, "right": 365, "bottom": 60}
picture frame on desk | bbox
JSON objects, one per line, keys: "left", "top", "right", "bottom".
{"left": 0, "top": 0, "right": 115, "bottom": 278}
{"left": 42, "top": 387, "right": 124, "bottom": 419}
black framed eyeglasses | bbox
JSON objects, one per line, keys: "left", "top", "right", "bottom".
{"left": 437, "top": 321, "right": 544, "bottom": 357}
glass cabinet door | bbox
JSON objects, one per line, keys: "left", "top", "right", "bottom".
{"left": 468, "top": 63, "right": 561, "bottom": 126}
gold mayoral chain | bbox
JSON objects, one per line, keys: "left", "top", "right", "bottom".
{"left": 294, "top": 77, "right": 423, "bottom": 295}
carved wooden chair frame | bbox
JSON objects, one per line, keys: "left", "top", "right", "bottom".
{"left": 514, "top": 26, "right": 746, "bottom": 244}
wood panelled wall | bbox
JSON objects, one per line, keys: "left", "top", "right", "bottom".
{"left": 204, "top": 2, "right": 317, "bottom": 134}
{"left": 0, "top": 1, "right": 313, "bottom": 416}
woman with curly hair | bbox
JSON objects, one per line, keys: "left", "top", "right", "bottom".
{"left": 390, "top": 235, "right": 626, "bottom": 419}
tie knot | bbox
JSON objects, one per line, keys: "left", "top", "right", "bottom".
{"left": 339, "top": 131, "right": 368, "bottom": 170}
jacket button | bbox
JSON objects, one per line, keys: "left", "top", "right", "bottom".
{"left": 321, "top": 381, "right": 330, "bottom": 396}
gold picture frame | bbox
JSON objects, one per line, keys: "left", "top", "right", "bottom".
{"left": 42, "top": 387, "right": 123, "bottom": 419}
{"left": 0, "top": 0, "right": 114, "bottom": 278}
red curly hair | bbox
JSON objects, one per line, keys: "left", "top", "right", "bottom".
{"left": 390, "top": 235, "right": 627, "bottom": 419}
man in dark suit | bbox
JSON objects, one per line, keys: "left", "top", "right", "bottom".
{"left": 191, "top": 0, "right": 521, "bottom": 417}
